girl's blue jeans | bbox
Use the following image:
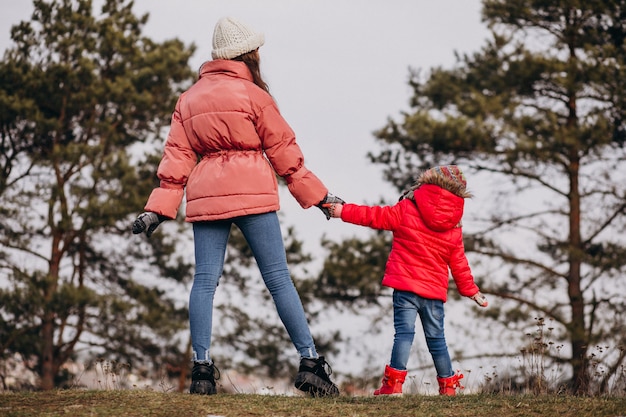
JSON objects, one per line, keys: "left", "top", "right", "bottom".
{"left": 389, "top": 289, "right": 454, "bottom": 378}
{"left": 189, "top": 212, "right": 318, "bottom": 363}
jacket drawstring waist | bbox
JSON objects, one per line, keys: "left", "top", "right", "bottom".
{"left": 203, "top": 149, "right": 262, "bottom": 159}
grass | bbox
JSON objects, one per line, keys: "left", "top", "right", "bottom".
{"left": 0, "top": 390, "right": 625, "bottom": 417}
{"left": 2, "top": 318, "right": 625, "bottom": 416}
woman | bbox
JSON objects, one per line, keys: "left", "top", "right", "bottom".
{"left": 132, "top": 16, "right": 342, "bottom": 397}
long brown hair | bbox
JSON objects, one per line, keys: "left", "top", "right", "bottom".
{"left": 233, "top": 49, "right": 269, "bottom": 94}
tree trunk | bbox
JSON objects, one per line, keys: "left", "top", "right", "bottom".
{"left": 41, "top": 232, "right": 62, "bottom": 391}
{"left": 40, "top": 315, "right": 56, "bottom": 391}
{"left": 567, "top": 146, "right": 589, "bottom": 393}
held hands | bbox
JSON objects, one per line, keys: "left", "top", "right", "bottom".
{"left": 470, "top": 292, "right": 488, "bottom": 307}
{"left": 317, "top": 193, "right": 345, "bottom": 220}
{"left": 322, "top": 202, "right": 343, "bottom": 218}
{"left": 132, "top": 212, "right": 167, "bottom": 237}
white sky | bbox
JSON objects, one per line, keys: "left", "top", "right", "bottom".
{"left": 0, "top": 0, "right": 490, "bottom": 263}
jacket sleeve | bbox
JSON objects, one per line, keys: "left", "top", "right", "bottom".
{"left": 449, "top": 233, "right": 479, "bottom": 297}
{"left": 255, "top": 99, "right": 327, "bottom": 208}
{"left": 340, "top": 203, "right": 402, "bottom": 231}
{"left": 144, "top": 99, "right": 198, "bottom": 219}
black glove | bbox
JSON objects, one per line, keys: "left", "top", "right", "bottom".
{"left": 316, "top": 193, "right": 345, "bottom": 220}
{"left": 132, "top": 212, "right": 168, "bottom": 237}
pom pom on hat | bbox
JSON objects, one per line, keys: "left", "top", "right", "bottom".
{"left": 429, "top": 165, "right": 467, "bottom": 188}
{"left": 212, "top": 17, "right": 265, "bottom": 60}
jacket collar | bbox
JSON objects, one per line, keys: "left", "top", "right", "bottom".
{"left": 198, "top": 59, "right": 253, "bottom": 82}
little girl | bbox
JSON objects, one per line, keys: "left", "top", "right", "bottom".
{"left": 325, "top": 165, "right": 488, "bottom": 396}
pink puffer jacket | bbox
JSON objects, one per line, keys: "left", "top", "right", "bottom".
{"left": 144, "top": 59, "right": 327, "bottom": 221}
{"left": 340, "top": 184, "right": 479, "bottom": 302}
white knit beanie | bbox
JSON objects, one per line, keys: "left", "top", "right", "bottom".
{"left": 211, "top": 17, "right": 265, "bottom": 60}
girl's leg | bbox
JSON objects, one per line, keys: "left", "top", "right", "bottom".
{"left": 389, "top": 290, "right": 418, "bottom": 370}
{"left": 235, "top": 212, "right": 318, "bottom": 359}
{"left": 418, "top": 297, "right": 454, "bottom": 378}
{"left": 189, "top": 221, "right": 231, "bottom": 363}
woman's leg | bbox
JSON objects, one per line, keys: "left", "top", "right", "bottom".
{"left": 235, "top": 212, "right": 318, "bottom": 359}
{"left": 189, "top": 221, "right": 231, "bottom": 363}
{"left": 389, "top": 290, "right": 418, "bottom": 370}
{"left": 418, "top": 297, "right": 454, "bottom": 378}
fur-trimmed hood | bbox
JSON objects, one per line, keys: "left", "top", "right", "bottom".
{"left": 400, "top": 165, "right": 472, "bottom": 201}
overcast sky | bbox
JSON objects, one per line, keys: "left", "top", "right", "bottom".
{"left": 0, "top": 0, "right": 490, "bottom": 263}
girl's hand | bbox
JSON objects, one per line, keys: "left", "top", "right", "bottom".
{"left": 322, "top": 203, "right": 343, "bottom": 218}
{"left": 470, "top": 292, "right": 488, "bottom": 307}
{"left": 317, "top": 193, "right": 345, "bottom": 220}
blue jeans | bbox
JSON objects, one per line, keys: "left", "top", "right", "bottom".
{"left": 189, "top": 212, "right": 318, "bottom": 363}
{"left": 389, "top": 290, "right": 454, "bottom": 378}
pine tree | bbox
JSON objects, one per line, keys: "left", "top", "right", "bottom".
{"left": 0, "top": 0, "right": 196, "bottom": 390}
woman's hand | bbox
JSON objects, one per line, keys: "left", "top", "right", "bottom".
{"left": 322, "top": 202, "right": 343, "bottom": 218}
{"left": 316, "top": 193, "right": 345, "bottom": 220}
{"left": 132, "top": 212, "right": 168, "bottom": 237}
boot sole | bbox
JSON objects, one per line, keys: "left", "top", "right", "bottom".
{"left": 294, "top": 372, "right": 339, "bottom": 397}
{"left": 190, "top": 380, "right": 217, "bottom": 395}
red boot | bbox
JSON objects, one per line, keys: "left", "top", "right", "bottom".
{"left": 373, "top": 365, "right": 408, "bottom": 396}
{"left": 437, "top": 372, "right": 464, "bottom": 396}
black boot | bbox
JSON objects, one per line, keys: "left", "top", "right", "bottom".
{"left": 189, "top": 362, "right": 220, "bottom": 395}
{"left": 294, "top": 356, "right": 340, "bottom": 397}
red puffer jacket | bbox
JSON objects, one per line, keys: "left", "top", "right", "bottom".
{"left": 144, "top": 59, "right": 327, "bottom": 221}
{"left": 340, "top": 184, "right": 479, "bottom": 302}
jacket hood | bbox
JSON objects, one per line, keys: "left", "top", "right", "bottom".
{"left": 400, "top": 165, "right": 471, "bottom": 231}
{"left": 413, "top": 184, "right": 465, "bottom": 231}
